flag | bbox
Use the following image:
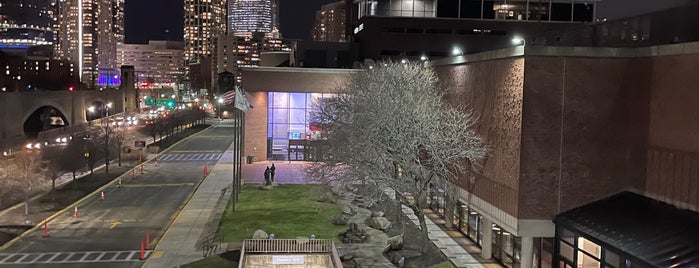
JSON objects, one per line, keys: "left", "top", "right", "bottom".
{"left": 234, "top": 85, "right": 253, "bottom": 112}
{"left": 220, "top": 89, "right": 236, "bottom": 105}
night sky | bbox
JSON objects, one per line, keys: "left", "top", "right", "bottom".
{"left": 124, "top": 0, "right": 691, "bottom": 44}
{"left": 124, "top": 0, "right": 338, "bottom": 44}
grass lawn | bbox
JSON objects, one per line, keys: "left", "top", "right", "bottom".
{"left": 219, "top": 184, "right": 346, "bottom": 242}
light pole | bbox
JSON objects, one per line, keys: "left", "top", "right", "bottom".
{"left": 512, "top": 36, "right": 526, "bottom": 46}
{"left": 218, "top": 98, "right": 224, "bottom": 120}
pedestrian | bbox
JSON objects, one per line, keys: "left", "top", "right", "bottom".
{"left": 264, "top": 166, "right": 271, "bottom": 185}
{"left": 270, "top": 163, "right": 276, "bottom": 182}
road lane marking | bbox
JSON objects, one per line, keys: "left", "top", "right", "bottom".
{"left": 0, "top": 251, "right": 152, "bottom": 264}
{"left": 120, "top": 183, "right": 195, "bottom": 188}
{"left": 109, "top": 221, "right": 121, "bottom": 229}
{"left": 169, "top": 150, "right": 222, "bottom": 153}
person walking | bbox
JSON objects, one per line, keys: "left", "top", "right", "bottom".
{"left": 270, "top": 163, "right": 276, "bottom": 182}
{"left": 264, "top": 166, "right": 271, "bottom": 185}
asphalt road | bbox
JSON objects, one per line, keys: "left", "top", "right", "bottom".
{"left": 0, "top": 121, "right": 235, "bottom": 267}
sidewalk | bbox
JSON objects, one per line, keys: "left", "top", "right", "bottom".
{"left": 142, "top": 144, "right": 235, "bottom": 268}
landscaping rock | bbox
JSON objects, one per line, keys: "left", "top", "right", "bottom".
{"left": 340, "top": 253, "right": 355, "bottom": 262}
{"left": 387, "top": 234, "right": 403, "bottom": 250}
{"left": 318, "top": 192, "right": 336, "bottom": 203}
{"left": 365, "top": 217, "right": 391, "bottom": 231}
{"left": 372, "top": 210, "right": 384, "bottom": 217}
{"left": 332, "top": 213, "right": 349, "bottom": 225}
{"left": 342, "top": 206, "right": 355, "bottom": 215}
{"left": 252, "top": 229, "right": 268, "bottom": 239}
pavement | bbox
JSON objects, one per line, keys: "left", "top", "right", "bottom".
{"left": 144, "top": 159, "right": 504, "bottom": 268}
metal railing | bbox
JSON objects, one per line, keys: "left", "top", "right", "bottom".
{"left": 238, "top": 239, "right": 343, "bottom": 268}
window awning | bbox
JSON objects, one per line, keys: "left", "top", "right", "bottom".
{"left": 555, "top": 191, "right": 699, "bottom": 267}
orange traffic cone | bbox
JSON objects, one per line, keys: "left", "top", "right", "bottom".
{"left": 132, "top": 169, "right": 135, "bottom": 180}
{"left": 146, "top": 232, "right": 151, "bottom": 249}
{"left": 117, "top": 178, "right": 122, "bottom": 188}
{"left": 203, "top": 165, "right": 208, "bottom": 176}
{"left": 73, "top": 207, "right": 79, "bottom": 218}
{"left": 100, "top": 191, "right": 105, "bottom": 201}
{"left": 43, "top": 222, "right": 49, "bottom": 238}
{"left": 140, "top": 240, "right": 145, "bottom": 260}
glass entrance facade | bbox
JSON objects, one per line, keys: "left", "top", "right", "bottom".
{"left": 267, "top": 92, "right": 336, "bottom": 161}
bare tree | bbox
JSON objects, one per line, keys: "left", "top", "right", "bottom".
{"left": 10, "top": 150, "right": 49, "bottom": 223}
{"left": 85, "top": 137, "right": 105, "bottom": 176}
{"left": 41, "top": 146, "right": 67, "bottom": 202}
{"left": 111, "top": 127, "right": 128, "bottom": 166}
{"left": 61, "top": 137, "right": 87, "bottom": 187}
{"left": 307, "top": 61, "right": 488, "bottom": 253}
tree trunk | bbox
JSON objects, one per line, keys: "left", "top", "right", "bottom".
{"left": 73, "top": 171, "right": 77, "bottom": 190}
{"left": 412, "top": 204, "right": 430, "bottom": 254}
{"left": 118, "top": 151, "right": 122, "bottom": 167}
{"left": 24, "top": 190, "right": 30, "bottom": 217}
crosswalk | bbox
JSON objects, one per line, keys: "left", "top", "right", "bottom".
{"left": 0, "top": 250, "right": 151, "bottom": 264}
{"left": 157, "top": 153, "right": 222, "bottom": 162}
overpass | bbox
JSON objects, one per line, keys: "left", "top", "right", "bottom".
{"left": 0, "top": 89, "right": 130, "bottom": 148}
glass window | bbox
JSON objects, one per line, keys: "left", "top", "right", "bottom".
{"left": 578, "top": 237, "right": 601, "bottom": 258}
{"left": 559, "top": 241, "right": 574, "bottom": 261}
{"left": 561, "top": 228, "right": 575, "bottom": 245}
{"left": 288, "top": 124, "right": 306, "bottom": 139}
{"left": 577, "top": 251, "right": 600, "bottom": 268}
{"left": 271, "top": 124, "right": 289, "bottom": 139}
{"left": 289, "top": 93, "right": 306, "bottom": 109}
{"left": 271, "top": 108, "right": 289, "bottom": 124}
{"left": 289, "top": 109, "right": 306, "bottom": 125}
{"left": 271, "top": 92, "right": 288, "bottom": 108}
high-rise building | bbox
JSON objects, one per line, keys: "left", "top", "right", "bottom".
{"left": 117, "top": 41, "right": 185, "bottom": 86}
{"left": 228, "top": 0, "right": 279, "bottom": 37}
{"left": 55, "top": 0, "right": 122, "bottom": 86}
{"left": 212, "top": 33, "right": 291, "bottom": 89}
{"left": 311, "top": 1, "right": 346, "bottom": 42}
{"left": 183, "top": 0, "right": 226, "bottom": 66}
{"left": 0, "top": 0, "right": 56, "bottom": 47}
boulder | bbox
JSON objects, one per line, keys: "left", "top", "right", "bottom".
{"left": 365, "top": 217, "right": 392, "bottom": 231}
{"left": 332, "top": 214, "right": 349, "bottom": 225}
{"left": 259, "top": 185, "right": 274, "bottom": 190}
{"left": 318, "top": 192, "right": 336, "bottom": 203}
{"left": 252, "top": 229, "right": 268, "bottom": 239}
{"left": 387, "top": 234, "right": 404, "bottom": 250}
{"left": 340, "top": 253, "right": 354, "bottom": 262}
{"left": 371, "top": 210, "right": 384, "bottom": 217}
{"left": 342, "top": 207, "right": 354, "bottom": 215}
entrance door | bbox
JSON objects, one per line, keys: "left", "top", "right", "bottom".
{"left": 288, "top": 140, "right": 306, "bottom": 161}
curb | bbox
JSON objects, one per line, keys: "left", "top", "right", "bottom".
{"left": 0, "top": 123, "right": 212, "bottom": 252}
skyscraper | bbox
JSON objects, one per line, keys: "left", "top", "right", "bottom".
{"left": 183, "top": 0, "right": 226, "bottom": 66}
{"left": 228, "top": 0, "right": 279, "bottom": 38}
{"left": 55, "top": 0, "right": 122, "bottom": 85}
{"left": 311, "top": 1, "right": 346, "bottom": 42}
{"left": 0, "top": 0, "right": 56, "bottom": 47}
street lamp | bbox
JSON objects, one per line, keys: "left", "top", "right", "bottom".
{"left": 512, "top": 36, "right": 526, "bottom": 46}
{"left": 218, "top": 98, "right": 224, "bottom": 120}
{"left": 451, "top": 47, "right": 463, "bottom": 56}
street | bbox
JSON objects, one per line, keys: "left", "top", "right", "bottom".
{"left": 0, "top": 121, "right": 235, "bottom": 267}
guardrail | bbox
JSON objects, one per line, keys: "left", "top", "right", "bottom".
{"left": 238, "top": 239, "right": 343, "bottom": 268}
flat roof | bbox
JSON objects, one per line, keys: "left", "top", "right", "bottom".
{"left": 555, "top": 191, "right": 699, "bottom": 267}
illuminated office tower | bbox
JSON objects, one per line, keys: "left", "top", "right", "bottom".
{"left": 183, "top": 0, "right": 227, "bottom": 66}
{"left": 112, "top": 0, "right": 124, "bottom": 44}
{"left": 0, "top": 0, "right": 56, "bottom": 47}
{"left": 55, "top": 0, "right": 120, "bottom": 85}
{"left": 228, "top": 0, "right": 279, "bottom": 37}
{"left": 311, "top": 1, "right": 346, "bottom": 42}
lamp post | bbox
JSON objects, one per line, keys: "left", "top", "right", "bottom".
{"left": 218, "top": 98, "right": 224, "bottom": 120}
{"left": 512, "top": 36, "right": 526, "bottom": 46}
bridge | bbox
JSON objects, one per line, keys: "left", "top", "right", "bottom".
{"left": 0, "top": 89, "right": 131, "bottom": 149}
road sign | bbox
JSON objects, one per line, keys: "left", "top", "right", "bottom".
{"left": 135, "top": 141, "right": 146, "bottom": 148}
